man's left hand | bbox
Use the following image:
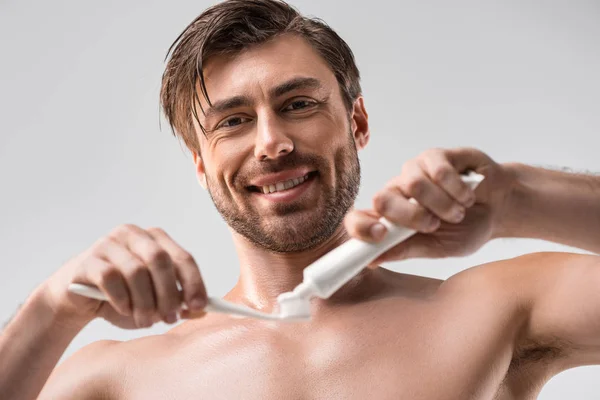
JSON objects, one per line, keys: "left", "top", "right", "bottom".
{"left": 344, "top": 147, "right": 514, "bottom": 264}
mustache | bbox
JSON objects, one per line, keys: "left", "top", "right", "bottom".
{"left": 237, "top": 152, "right": 326, "bottom": 185}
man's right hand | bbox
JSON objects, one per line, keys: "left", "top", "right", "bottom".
{"left": 42, "top": 224, "right": 208, "bottom": 329}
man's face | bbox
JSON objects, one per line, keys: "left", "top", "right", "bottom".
{"left": 193, "top": 34, "right": 369, "bottom": 252}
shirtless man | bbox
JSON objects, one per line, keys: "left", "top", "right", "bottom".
{"left": 2, "top": 0, "right": 599, "bottom": 399}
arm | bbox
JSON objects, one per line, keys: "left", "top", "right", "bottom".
{"left": 496, "top": 163, "right": 600, "bottom": 253}
{"left": 345, "top": 148, "right": 599, "bottom": 263}
{"left": 0, "top": 284, "right": 89, "bottom": 400}
{"left": 490, "top": 252, "right": 600, "bottom": 373}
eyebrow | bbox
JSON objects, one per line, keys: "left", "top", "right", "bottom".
{"left": 269, "top": 76, "right": 323, "bottom": 98}
{"left": 202, "top": 77, "right": 323, "bottom": 122}
{"left": 203, "top": 95, "right": 252, "bottom": 122}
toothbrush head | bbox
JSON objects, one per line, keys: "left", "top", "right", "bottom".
{"left": 276, "top": 291, "right": 311, "bottom": 321}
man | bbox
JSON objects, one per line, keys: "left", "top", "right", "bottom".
{"left": 1, "top": 0, "right": 599, "bottom": 399}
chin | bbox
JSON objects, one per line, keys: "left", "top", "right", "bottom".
{"left": 261, "top": 221, "right": 339, "bottom": 253}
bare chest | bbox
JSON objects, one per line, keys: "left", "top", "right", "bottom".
{"left": 120, "top": 297, "right": 526, "bottom": 400}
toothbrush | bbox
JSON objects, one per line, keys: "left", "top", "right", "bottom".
{"left": 68, "top": 171, "right": 484, "bottom": 322}
{"left": 67, "top": 283, "right": 285, "bottom": 321}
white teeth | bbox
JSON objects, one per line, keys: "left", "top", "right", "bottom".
{"left": 260, "top": 174, "right": 310, "bottom": 194}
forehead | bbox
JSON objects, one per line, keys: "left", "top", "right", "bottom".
{"left": 200, "top": 34, "right": 338, "bottom": 105}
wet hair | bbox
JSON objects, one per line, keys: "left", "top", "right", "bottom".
{"left": 160, "top": 0, "right": 361, "bottom": 152}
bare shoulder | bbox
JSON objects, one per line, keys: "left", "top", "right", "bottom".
{"left": 439, "top": 253, "right": 593, "bottom": 373}
{"left": 440, "top": 252, "right": 568, "bottom": 296}
{"left": 377, "top": 252, "right": 561, "bottom": 297}
{"left": 378, "top": 252, "right": 552, "bottom": 301}
{"left": 38, "top": 339, "right": 125, "bottom": 400}
{"left": 40, "top": 327, "right": 198, "bottom": 400}
{"left": 38, "top": 318, "right": 228, "bottom": 400}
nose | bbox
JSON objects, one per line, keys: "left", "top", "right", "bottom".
{"left": 253, "top": 112, "right": 294, "bottom": 161}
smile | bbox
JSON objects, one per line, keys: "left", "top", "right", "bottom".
{"left": 247, "top": 172, "right": 318, "bottom": 202}
{"left": 248, "top": 171, "right": 318, "bottom": 194}
{"left": 259, "top": 174, "right": 308, "bottom": 194}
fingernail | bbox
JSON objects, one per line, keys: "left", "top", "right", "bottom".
{"left": 452, "top": 207, "right": 465, "bottom": 223}
{"left": 165, "top": 312, "right": 178, "bottom": 324}
{"left": 425, "top": 216, "right": 441, "bottom": 232}
{"left": 189, "top": 298, "right": 206, "bottom": 311}
{"left": 370, "top": 223, "right": 387, "bottom": 240}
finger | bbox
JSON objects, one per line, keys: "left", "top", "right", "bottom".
{"left": 372, "top": 188, "right": 440, "bottom": 233}
{"left": 146, "top": 227, "right": 207, "bottom": 312}
{"left": 445, "top": 147, "right": 492, "bottom": 172}
{"left": 124, "top": 230, "right": 175, "bottom": 324}
{"left": 394, "top": 162, "right": 466, "bottom": 224}
{"left": 419, "top": 152, "right": 475, "bottom": 207}
{"left": 108, "top": 226, "right": 158, "bottom": 328}
{"left": 125, "top": 228, "right": 181, "bottom": 324}
{"left": 344, "top": 209, "right": 388, "bottom": 242}
{"left": 179, "top": 308, "right": 207, "bottom": 320}
{"left": 78, "top": 255, "right": 132, "bottom": 316}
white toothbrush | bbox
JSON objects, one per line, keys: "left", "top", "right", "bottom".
{"left": 68, "top": 171, "right": 484, "bottom": 322}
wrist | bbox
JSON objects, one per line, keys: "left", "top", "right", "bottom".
{"left": 491, "top": 162, "right": 533, "bottom": 239}
{"left": 32, "top": 283, "right": 93, "bottom": 332}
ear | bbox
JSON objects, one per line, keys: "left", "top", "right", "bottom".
{"left": 350, "top": 96, "right": 370, "bottom": 151}
{"left": 192, "top": 150, "right": 208, "bottom": 190}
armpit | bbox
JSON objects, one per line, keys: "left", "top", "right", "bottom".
{"left": 510, "top": 336, "right": 568, "bottom": 369}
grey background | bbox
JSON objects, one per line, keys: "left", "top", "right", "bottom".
{"left": 1, "top": 0, "right": 599, "bottom": 398}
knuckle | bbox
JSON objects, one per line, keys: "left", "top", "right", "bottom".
{"left": 125, "top": 262, "right": 148, "bottom": 280}
{"left": 146, "top": 226, "right": 166, "bottom": 236}
{"left": 113, "top": 223, "right": 137, "bottom": 236}
{"left": 431, "top": 166, "right": 452, "bottom": 184}
{"left": 145, "top": 246, "right": 170, "bottom": 264}
{"left": 372, "top": 191, "right": 390, "bottom": 213}
{"left": 172, "top": 251, "right": 194, "bottom": 265}
{"left": 98, "top": 264, "right": 119, "bottom": 282}
{"left": 92, "top": 236, "right": 114, "bottom": 253}
{"left": 153, "top": 259, "right": 173, "bottom": 274}
{"left": 400, "top": 160, "right": 417, "bottom": 175}
{"left": 422, "top": 147, "right": 443, "bottom": 159}
{"left": 405, "top": 177, "right": 424, "bottom": 197}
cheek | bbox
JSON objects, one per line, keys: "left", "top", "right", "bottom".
{"left": 206, "top": 146, "right": 248, "bottom": 190}
{"left": 299, "top": 113, "right": 347, "bottom": 148}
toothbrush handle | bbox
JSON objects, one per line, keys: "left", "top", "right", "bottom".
{"left": 300, "top": 171, "right": 484, "bottom": 299}
{"left": 67, "top": 283, "right": 260, "bottom": 319}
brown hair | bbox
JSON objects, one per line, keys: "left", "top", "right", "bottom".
{"left": 160, "top": 0, "right": 362, "bottom": 153}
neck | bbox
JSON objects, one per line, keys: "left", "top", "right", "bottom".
{"left": 224, "top": 224, "right": 385, "bottom": 313}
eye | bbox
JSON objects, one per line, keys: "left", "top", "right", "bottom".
{"left": 216, "top": 116, "right": 251, "bottom": 130}
{"left": 283, "top": 99, "right": 316, "bottom": 111}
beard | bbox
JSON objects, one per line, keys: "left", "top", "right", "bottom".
{"left": 204, "top": 129, "right": 361, "bottom": 253}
